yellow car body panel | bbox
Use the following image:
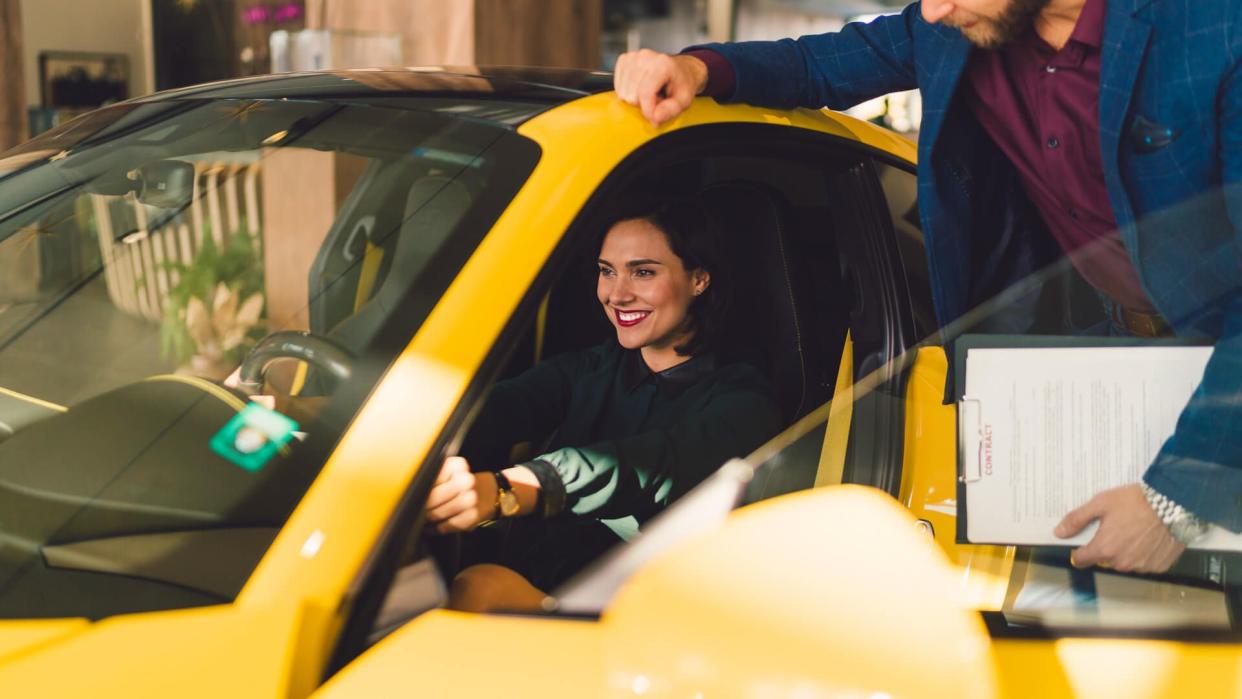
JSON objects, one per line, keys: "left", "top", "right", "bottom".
{"left": 0, "top": 605, "right": 300, "bottom": 696}
{"left": 318, "top": 487, "right": 997, "bottom": 699}
{"left": 0, "top": 620, "right": 87, "bottom": 664}
{"left": 900, "top": 346, "right": 1015, "bottom": 610}
{"left": 992, "top": 638, "right": 1242, "bottom": 698}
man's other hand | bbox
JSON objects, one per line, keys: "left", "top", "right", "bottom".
{"left": 1055, "top": 483, "right": 1186, "bottom": 573}
{"left": 613, "top": 49, "right": 708, "bottom": 127}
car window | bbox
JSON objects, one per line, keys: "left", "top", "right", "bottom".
{"left": 0, "top": 97, "right": 539, "bottom": 619}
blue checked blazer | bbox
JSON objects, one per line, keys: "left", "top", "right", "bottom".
{"left": 700, "top": 0, "right": 1242, "bottom": 528}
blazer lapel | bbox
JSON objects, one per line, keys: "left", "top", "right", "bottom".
{"left": 1099, "top": 0, "right": 1153, "bottom": 250}
{"left": 918, "top": 26, "right": 972, "bottom": 162}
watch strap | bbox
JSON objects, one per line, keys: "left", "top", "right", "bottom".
{"left": 1141, "top": 482, "right": 1208, "bottom": 545}
{"left": 493, "top": 469, "right": 513, "bottom": 494}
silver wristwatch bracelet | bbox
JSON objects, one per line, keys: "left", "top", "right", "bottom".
{"left": 1141, "top": 483, "right": 1209, "bottom": 545}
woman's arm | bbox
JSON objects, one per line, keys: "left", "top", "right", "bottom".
{"left": 425, "top": 457, "right": 542, "bottom": 533}
{"left": 426, "top": 380, "right": 780, "bottom": 532}
{"left": 523, "top": 380, "right": 782, "bottom": 521}
{"left": 457, "top": 348, "right": 601, "bottom": 469}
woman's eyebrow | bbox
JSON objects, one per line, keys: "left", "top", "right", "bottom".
{"left": 596, "top": 258, "right": 664, "bottom": 267}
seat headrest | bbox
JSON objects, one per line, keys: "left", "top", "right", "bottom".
{"left": 699, "top": 183, "right": 813, "bottom": 422}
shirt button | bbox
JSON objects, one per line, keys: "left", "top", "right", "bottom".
{"left": 1045, "top": 65, "right": 1058, "bottom": 73}
{"left": 1047, "top": 137, "right": 1060, "bottom": 149}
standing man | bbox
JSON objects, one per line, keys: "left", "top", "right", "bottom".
{"left": 614, "top": 0, "right": 1242, "bottom": 573}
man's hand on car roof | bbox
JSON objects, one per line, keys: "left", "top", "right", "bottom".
{"left": 613, "top": 50, "right": 708, "bottom": 127}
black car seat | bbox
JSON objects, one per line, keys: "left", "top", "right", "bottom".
{"left": 307, "top": 163, "right": 474, "bottom": 351}
{"left": 698, "top": 182, "right": 843, "bottom": 424}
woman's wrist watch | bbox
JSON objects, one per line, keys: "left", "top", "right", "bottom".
{"left": 1141, "top": 483, "right": 1209, "bottom": 545}
{"left": 478, "top": 471, "right": 521, "bottom": 528}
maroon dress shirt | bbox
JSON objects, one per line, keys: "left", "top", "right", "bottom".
{"left": 689, "top": 0, "right": 1157, "bottom": 312}
{"left": 965, "top": 0, "right": 1154, "bottom": 311}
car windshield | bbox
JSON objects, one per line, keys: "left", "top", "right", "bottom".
{"left": 0, "top": 95, "right": 538, "bottom": 619}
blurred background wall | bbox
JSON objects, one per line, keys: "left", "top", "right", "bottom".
{"left": 1, "top": 0, "right": 919, "bottom": 152}
{"left": 0, "top": 0, "right": 24, "bottom": 151}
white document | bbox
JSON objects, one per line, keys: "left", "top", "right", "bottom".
{"left": 960, "top": 345, "right": 1242, "bottom": 550}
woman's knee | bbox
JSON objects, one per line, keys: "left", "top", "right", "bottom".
{"left": 448, "top": 563, "right": 547, "bottom": 613}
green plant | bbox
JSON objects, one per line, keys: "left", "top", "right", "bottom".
{"left": 157, "top": 222, "right": 266, "bottom": 366}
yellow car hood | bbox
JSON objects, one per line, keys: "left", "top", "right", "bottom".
{"left": 0, "top": 619, "right": 89, "bottom": 663}
{"left": 0, "top": 603, "right": 311, "bottom": 697}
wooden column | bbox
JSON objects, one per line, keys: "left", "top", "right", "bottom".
{"left": 706, "top": 0, "right": 736, "bottom": 43}
{"left": 312, "top": 0, "right": 601, "bottom": 68}
{"left": 474, "top": 0, "right": 601, "bottom": 69}
{"left": 0, "top": 0, "right": 26, "bottom": 151}
{"left": 260, "top": 149, "right": 368, "bottom": 333}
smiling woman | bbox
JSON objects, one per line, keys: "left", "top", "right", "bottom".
{"left": 424, "top": 196, "right": 782, "bottom": 611}
{"left": 597, "top": 201, "right": 716, "bottom": 372}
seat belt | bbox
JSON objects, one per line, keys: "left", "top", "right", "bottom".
{"left": 353, "top": 240, "right": 386, "bottom": 312}
{"left": 814, "top": 331, "right": 854, "bottom": 487}
{"left": 534, "top": 292, "right": 550, "bottom": 364}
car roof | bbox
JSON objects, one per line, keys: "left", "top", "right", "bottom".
{"left": 135, "top": 67, "right": 615, "bottom": 125}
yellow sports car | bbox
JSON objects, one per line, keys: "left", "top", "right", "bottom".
{"left": 0, "top": 67, "right": 1232, "bottom": 698}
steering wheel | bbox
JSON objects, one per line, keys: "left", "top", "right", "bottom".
{"left": 236, "top": 331, "right": 353, "bottom": 395}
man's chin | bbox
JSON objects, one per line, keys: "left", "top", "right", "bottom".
{"left": 957, "top": 24, "right": 1006, "bottom": 49}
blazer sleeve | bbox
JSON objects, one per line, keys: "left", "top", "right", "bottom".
{"left": 524, "top": 373, "right": 782, "bottom": 521}
{"left": 1143, "top": 13, "right": 1242, "bottom": 532}
{"left": 689, "top": 3, "right": 922, "bottom": 111}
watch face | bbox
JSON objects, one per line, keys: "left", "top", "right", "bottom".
{"left": 1171, "top": 517, "right": 1209, "bottom": 544}
{"left": 499, "top": 490, "right": 521, "bottom": 518}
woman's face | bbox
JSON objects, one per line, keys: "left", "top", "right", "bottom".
{"left": 596, "top": 218, "right": 710, "bottom": 353}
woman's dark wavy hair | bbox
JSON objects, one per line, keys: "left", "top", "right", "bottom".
{"left": 602, "top": 195, "right": 733, "bottom": 357}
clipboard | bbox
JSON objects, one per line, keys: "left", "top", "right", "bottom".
{"left": 952, "top": 334, "right": 1208, "bottom": 545}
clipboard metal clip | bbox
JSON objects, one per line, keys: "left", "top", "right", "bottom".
{"left": 958, "top": 397, "right": 983, "bottom": 483}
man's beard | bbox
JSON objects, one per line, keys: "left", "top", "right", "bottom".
{"left": 949, "top": 0, "right": 1052, "bottom": 49}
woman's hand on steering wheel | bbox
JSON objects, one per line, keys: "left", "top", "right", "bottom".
{"left": 222, "top": 366, "right": 324, "bottom": 424}
{"left": 426, "top": 457, "right": 499, "bottom": 534}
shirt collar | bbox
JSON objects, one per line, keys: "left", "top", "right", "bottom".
{"left": 1069, "top": 0, "right": 1106, "bottom": 50}
{"left": 622, "top": 349, "right": 717, "bottom": 395}
{"left": 1022, "top": 0, "right": 1104, "bottom": 59}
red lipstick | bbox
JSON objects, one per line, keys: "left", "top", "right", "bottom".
{"left": 614, "top": 309, "right": 650, "bottom": 327}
